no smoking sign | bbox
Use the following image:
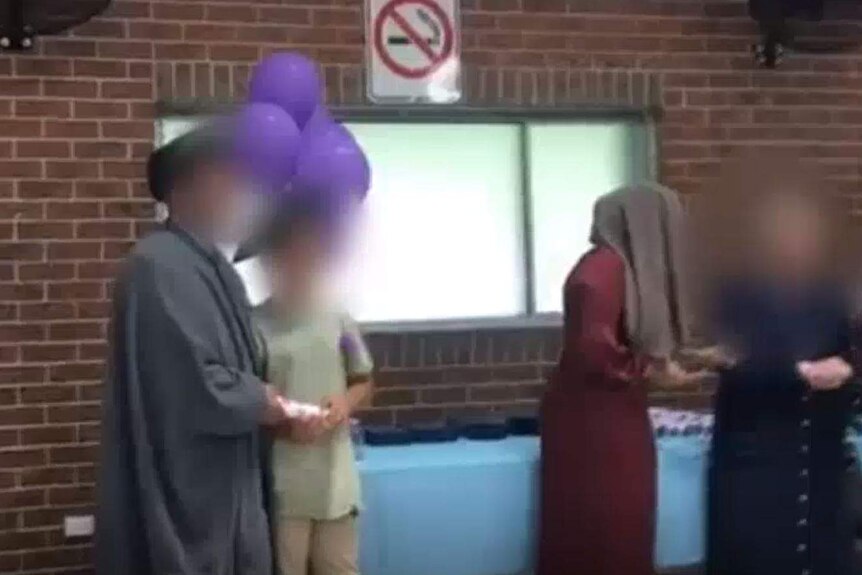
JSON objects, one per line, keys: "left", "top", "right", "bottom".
{"left": 366, "top": 0, "right": 461, "bottom": 103}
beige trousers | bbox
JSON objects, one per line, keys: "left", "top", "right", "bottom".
{"left": 276, "top": 514, "right": 359, "bottom": 575}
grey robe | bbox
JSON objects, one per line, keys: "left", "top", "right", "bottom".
{"left": 95, "top": 224, "right": 273, "bottom": 575}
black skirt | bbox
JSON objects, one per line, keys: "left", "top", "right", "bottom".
{"left": 707, "top": 388, "right": 857, "bottom": 575}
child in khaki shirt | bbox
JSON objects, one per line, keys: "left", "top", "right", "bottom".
{"left": 253, "top": 196, "right": 373, "bottom": 575}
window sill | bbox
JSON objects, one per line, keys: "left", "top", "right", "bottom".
{"left": 360, "top": 313, "right": 562, "bottom": 334}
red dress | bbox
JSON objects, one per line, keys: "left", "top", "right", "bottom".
{"left": 538, "top": 246, "right": 656, "bottom": 575}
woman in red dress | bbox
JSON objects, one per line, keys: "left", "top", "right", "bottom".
{"left": 538, "top": 184, "right": 700, "bottom": 575}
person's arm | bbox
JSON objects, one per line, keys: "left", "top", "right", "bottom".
{"left": 322, "top": 316, "right": 375, "bottom": 426}
{"left": 560, "top": 262, "right": 647, "bottom": 386}
{"left": 131, "top": 254, "right": 282, "bottom": 437}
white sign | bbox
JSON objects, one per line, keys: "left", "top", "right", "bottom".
{"left": 366, "top": 0, "right": 461, "bottom": 104}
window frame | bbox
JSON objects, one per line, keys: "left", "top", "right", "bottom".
{"left": 154, "top": 105, "right": 659, "bottom": 333}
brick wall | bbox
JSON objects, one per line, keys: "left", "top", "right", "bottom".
{"left": 2, "top": 0, "right": 862, "bottom": 572}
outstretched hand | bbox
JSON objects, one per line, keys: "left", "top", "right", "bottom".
{"left": 797, "top": 357, "right": 853, "bottom": 391}
{"left": 646, "top": 358, "right": 712, "bottom": 388}
{"left": 678, "top": 346, "right": 737, "bottom": 371}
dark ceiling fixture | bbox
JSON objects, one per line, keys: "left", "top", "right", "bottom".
{"left": 749, "top": 0, "right": 862, "bottom": 68}
{"left": 0, "top": 0, "right": 112, "bottom": 51}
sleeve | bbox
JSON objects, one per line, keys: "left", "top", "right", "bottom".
{"left": 340, "top": 314, "right": 374, "bottom": 379}
{"left": 130, "top": 254, "right": 268, "bottom": 437}
{"left": 562, "top": 269, "right": 645, "bottom": 386}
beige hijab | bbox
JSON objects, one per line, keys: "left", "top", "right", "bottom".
{"left": 589, "top": 183, "right": 690, "bottom": 358}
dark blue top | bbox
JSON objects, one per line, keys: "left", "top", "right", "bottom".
{"left": 713, "top": 280, "right": 854, "bottom": 454}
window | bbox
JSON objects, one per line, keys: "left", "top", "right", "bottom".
{"left": 155, "top": 114, "right": 652, "bottom": 325}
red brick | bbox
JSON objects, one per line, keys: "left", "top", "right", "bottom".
{"left": 101, "top": 121, "right": 153, "bottom": 140}
{"left": 79, "top": 423, "right": 101, "bottom": 443}
{"left": 76, "top": 301, "right": 110, "bottom": 319}
{"left": 15, "top": 57, "right": 72, "bottom": 77}
{"left": 42, "top": 39, "right": 98, "bottom": 57}
{"left": 47, "top": 404, "right": 102, "bottom": 423}
{"left": 0, "top": 553, "right": 22, "bottom": 573}
{"left": 76, "top": 221, "right": 131, "bottom": 240}
{"left": 129, "top": 21, "right": 184, "bottom": 40}
{"left": 20, "top": 425, "right": 77, "bottom": 446}
{"left": 47, "top": 241, "right": 101, "bottom": 261}
{"left": 21, "top": 344, "right": 78, "bottom": 364}
{"left": 21, "top": 546, "right": 90, "bottom": 570}
{"left": 20, "top": 384, "right": 77, "bottom": 404}
{"left": 0, "top": 160, "right": 43, "bottom": 178}
{"left": 102, "top": 160, "right": 145, "bottom": 179}
{"left": 73, "top": 59, "right": 128, "bottom": 78}
{"left": 17, "top": 221, "right": 74, "bottom": 240}
{"left": 45, "top": 120, "right": 99, "bottom": 139}
{"left": 49, "top": 484, "right": 94, "bottom": 506}
{"left": 49, "top": 444, "right": 98, "bottom": 465}
{"left": 16, "top": 140, "right": 71, "bottom": 158}
{"left": 75, "top": 180, "right": 129, "bottom": 199}
{"left": 78, "top": 261, "right": 120, "bottom": 280}
{"left": 74, "top": 141, "right": 129, "bottom": 159}
{"left": 258, "top": 6, "right": 311, "bottom": 24}
{"left": 0, "top": 201, "right": 44, "bottom": 219}
{"left": 184, "top": 23, "right": 238, "bottom": 42}
{"left": 156, "top": 42, "right": 209, "bottom": 60}
{"left": 0, "top": 78, "right": 41, "bottom": 96}
{"left": 74, "top": 101, "right": 129, "bottom": 119}
{"left": 47, "top": 281, "right": 104, "bottom": 301}
{"left": 48, "top": 322, "right": 104, "bottom": 342}
{"left": 0, "top": 366, "right": 45, "bottom": 385}
{"left": 0, "top": 530, "right": 48, "bottom": 551}
{"left": 0, "top": 509, "right": 17, "bottom": 529}
{"left": 18, "top": 263, "right": 76, "bottom": 281}
{"left": 101, "top": 80, "right": 152, "bottom": 100}
{"left": 46, "top": 201, "right": 101, "bottom": 220}
{"left": 0, "top": 428, "right": 19, "bottom": 447}
{"left": 14, "top": 99, "right": 71, "bottom": 118}
{"left": 18, "top": 180, "right": 73, "bottom": 199}
{"left": 98, "top": 40, "right": 153, "bottom": 59}
{"left": 103, "top": 200, "right": 152, "bottom": 219}
{"left": 20, "top": 303, "right": 75, "bottom": 322}
{"left": 44, "top": 79, "right": 98, "bottom": 99}
{"left": 105, "top": 0, "right": 149, "bottom": 17}
{"left": 79, "top": 343, "right": 108, "bottom": 361}
{"left": 0, "top": 450, "right": 45, "bottom": 470}
{"left": 19, "top": 466, "right": 76, "bottom": 487}
{"left": 0, "top": 283, "right": 44, "bottom": 301}
{"left": 373, "top": 388, "right": 417, "bottom": 407}
{"left": 154, "top": 2, "right": 205, "bottom": 20}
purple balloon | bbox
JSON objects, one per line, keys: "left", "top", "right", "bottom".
{"left": 233, "top": 103, "right": 301, "bottom": 192}
{"left": 302, "top": 106, "right": 333, "bottom": 139}
{"left": 249, "top": 53, "right": 322, "bottom": 130}
{"left": 293, "top": 125, "right": 371, "bottom": 202}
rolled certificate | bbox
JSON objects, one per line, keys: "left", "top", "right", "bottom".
{"left": 277, "top": 396, "right": 329, "bottom": 419}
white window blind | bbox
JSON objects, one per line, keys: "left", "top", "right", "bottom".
{"left": 155, "top": 116, "right": 650, "bottom": 324}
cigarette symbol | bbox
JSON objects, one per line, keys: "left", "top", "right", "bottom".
{"left": 386, "top": 8, "right": 440, "bottom": 46}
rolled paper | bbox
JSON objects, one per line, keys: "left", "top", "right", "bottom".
{"left": 277, "top": 396, "right": 329, "bottom": 419}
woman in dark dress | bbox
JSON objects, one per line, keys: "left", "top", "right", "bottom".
{"left": 704, "top": 184, "right": 859, "bottom": 575}
{"left": 538, "top": 184, "right": 704, "bottom": 575}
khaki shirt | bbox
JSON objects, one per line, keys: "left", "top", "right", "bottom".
{"left": 255, "top": 303, "right": 373, "bottom": 520}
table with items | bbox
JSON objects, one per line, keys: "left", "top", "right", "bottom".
{"left": 355, "top": 410, "right": 862, "bottom": 575}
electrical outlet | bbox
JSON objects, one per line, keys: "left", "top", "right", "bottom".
{"left": 63, "top": 515, "right": 94, "bottom": 538}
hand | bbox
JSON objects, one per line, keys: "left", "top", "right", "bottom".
{"left": 262, "top": 385, "right": 288, "bottom": 426}
{"left": 646, "top": 358, "right": 711, "bottom": 388}
{"left": 797, "top": 357, "right": 853, "bottom": 391}
{"left": 679, "top": 346, "right": 737, "bottom": 370}
{"left": 322, "top": 394, "right": 350, "bottom": 428}
{"left": 288, "top": 414, "right": 329, "bottom": 444}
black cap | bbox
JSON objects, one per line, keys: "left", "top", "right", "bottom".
{"left": 147, "top": 123, "right": 232, "bottom": 202}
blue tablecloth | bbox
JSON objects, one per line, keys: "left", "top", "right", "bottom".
{"left": 357, "top": 435, "right": 862, "bottom": 575}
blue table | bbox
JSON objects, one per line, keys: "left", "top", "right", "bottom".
{"left": 357, "top": 436, "right": 862, "bottom": 575}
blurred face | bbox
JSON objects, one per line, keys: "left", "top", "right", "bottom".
{"left": 191, "top": 160, "right": 264, "bottom": 244}
{"left": 268, "top": 223, "right": 331, "bottom": 307}
{"left": 754, "top": 195, "right": 826, "bottom": 281}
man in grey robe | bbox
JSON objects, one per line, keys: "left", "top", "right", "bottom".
{"left": 95, "top": 126, "right": 286, "bottom": 575}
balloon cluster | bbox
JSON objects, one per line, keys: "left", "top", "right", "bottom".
{"left": 232, "top": 52, "right": 371, "bottom": 208}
